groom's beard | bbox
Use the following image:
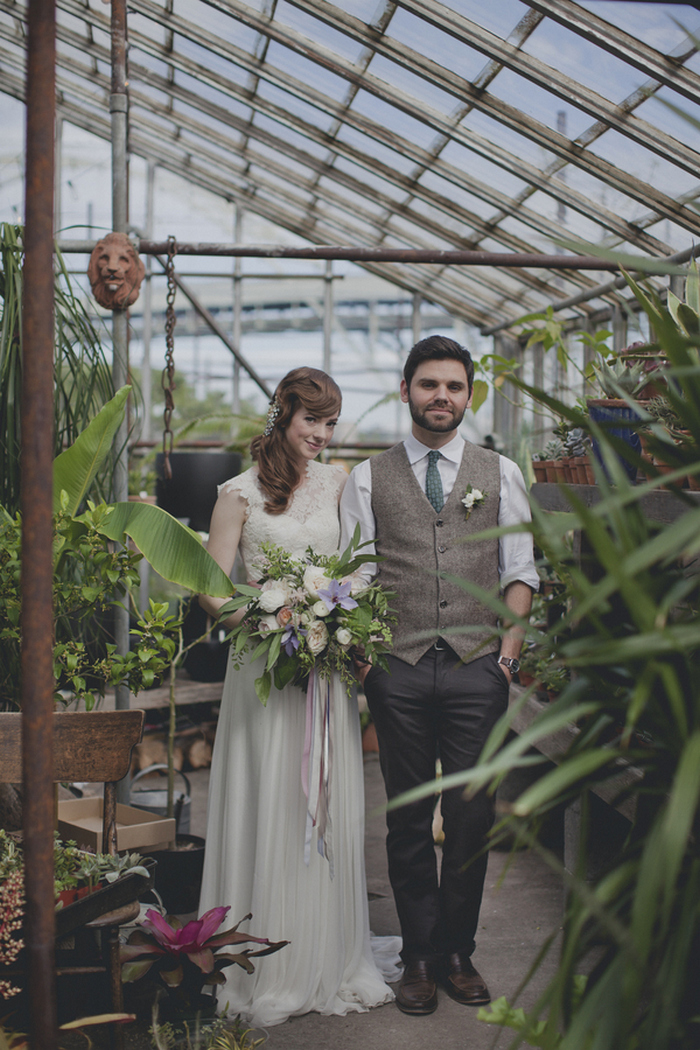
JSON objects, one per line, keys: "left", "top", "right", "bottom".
{"left": 408, "top": 396, "right": 466, "bottom": 433}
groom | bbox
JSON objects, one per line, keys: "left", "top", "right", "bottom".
{"left": 340, "top": 336, "right": 537, "bottom": 1015}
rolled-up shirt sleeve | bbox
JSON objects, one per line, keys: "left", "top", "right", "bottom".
{"left": 498, "top": 456, "right": 539, "bottom": 592}
{"left": 339, "top": 459, "right": 378, "bottom": 582}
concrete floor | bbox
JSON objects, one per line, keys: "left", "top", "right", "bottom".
{"left": 179, "top": 753, "right": 563, "bottom": 1050}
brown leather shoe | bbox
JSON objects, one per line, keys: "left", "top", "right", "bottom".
{"left": 442, "top": 953, "right": 491, "bottom": 1005}
{"left": 396, "top": 960, "right": 438, "bottom": 1015}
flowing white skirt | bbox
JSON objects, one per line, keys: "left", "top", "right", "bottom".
{"left": 199, "top": 654, "right": 398, "bottom": 1027}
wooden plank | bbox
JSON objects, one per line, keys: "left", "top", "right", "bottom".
{"left": 531, "top": 483, "right": 700, "bottom": 524}
{"left": 508, "top": 686, "right": 641, "bottom": 821}
{"left": 0, "top": 711, "right": 144, "bottom": 783}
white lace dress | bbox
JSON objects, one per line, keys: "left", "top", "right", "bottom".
{"left": 199, "top": 460, "right": 397, "bottom": 1027}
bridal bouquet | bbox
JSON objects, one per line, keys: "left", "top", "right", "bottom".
{"left": 220, "top": 527, "right": 395, "bottom": 704}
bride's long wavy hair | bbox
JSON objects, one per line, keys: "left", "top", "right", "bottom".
{"left": 251, "top": 367, "right": 342, "bottom": 514}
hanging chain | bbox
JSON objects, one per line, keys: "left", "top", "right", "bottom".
{"left": 161, "top": 235, "right": 177, "bottom": 481}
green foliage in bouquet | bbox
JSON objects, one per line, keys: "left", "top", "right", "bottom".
{"left": 219, "top": 526, "right": 395, "bottom": 704}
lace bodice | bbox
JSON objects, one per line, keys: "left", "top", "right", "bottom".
{"left": 219, "top": 460, "right": 346, "bottom": 580}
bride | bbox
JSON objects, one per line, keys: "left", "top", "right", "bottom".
{"left": 198, "top": 367, "right": 396, "bottom": 1027}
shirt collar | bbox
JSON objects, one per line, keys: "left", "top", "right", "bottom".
{"left": 404, "top": 431, "right": 465, "bottom": 466}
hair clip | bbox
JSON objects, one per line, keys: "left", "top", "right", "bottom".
{"left": 263, "top": 395, "right": 281, "bottom": 437}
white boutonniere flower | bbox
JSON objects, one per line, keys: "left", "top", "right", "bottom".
{"left": 461, "top": 484, "right": 486, "bottom": 520}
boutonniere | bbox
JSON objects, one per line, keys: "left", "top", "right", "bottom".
{"left": 461, "top": 484, "right": 486, "bottom": 519}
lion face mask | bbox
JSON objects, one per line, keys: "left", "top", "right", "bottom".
{"left": 88, "top": 232, "right": 145, "bottom": 310}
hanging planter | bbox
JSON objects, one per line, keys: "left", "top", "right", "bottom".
{"left": 155, "top": 451, "right": 242, "bottom": 532}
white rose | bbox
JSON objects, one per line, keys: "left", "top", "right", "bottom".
{"left": 335, "top": 627, "right": 353, "bottom": 648}
{"left": 303, "top": 565, "right": 332, "bottom": 599}
{"left": 471, "top": 488, "right": 484, "bottom": 501}
{"left": 313, "top": 600, "right": 331, "bottom": 618}
{"left": 258, "top": 579, "right": 291, "bottom": 612}
{"left": 257, "top": 614, "right": 281, "bottom": 636}
{"left": 346, "top": 573, "right": 369, "bottom": 598}
{"left": 306, "top": 620, "right": 329, "bottom": 655}
{"left": 462, "top": 493, "right": 475, "bottom": 510}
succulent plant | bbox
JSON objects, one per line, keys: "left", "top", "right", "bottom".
{"left": 538, "top": 438, "right": 565, "bottom": 461}
{"left": 564, "top": 427, "right": 590, "bottom": 458}
{"left": 591, "top": 355, "right": 648, "bottom": 399}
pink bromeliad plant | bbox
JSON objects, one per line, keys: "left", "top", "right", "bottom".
{"left": 121, "top": 906, "right": 287, "bottom": 1018}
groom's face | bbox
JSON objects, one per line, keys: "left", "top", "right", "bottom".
{"left": 400, "top": 359, "right": 472, "bottom": 441}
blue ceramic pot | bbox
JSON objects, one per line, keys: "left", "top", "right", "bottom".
{"left": 587, "top": 399, "right": 641, "bottom": 483}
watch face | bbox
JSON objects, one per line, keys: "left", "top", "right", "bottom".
{"left": 500, "top": 656, "right": 520, "bottom": 674}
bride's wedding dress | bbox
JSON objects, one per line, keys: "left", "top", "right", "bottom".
{"left": 199, "top": 459, "right": 398, "bottom": 1027}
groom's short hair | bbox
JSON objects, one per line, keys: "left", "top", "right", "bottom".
{"left": 403, "top": 336, "right": 474, "bottom": 393}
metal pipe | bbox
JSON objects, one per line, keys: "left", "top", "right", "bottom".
{"left": 481, "top": 245, "right": 699, "bottom": 335}
{"left": 21, "top": 0, "right": 58, "bottom": 1043}
{"left": 58, "top": 241, "right": 626, "bottom": 268}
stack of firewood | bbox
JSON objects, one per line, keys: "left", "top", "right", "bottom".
{"left": 131, "top": 722, "right": 217, "bottom": 773}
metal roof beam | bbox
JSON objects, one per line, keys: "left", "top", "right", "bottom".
{"left": 525, "top": 0, "right": 700, "bottom": 107}
{"left": 8, "top": 4, "right": 669, "bottom": 256}
{"left": 382, "top": 0, "right": 700, "bottom": 174}
{"left": 82, "top": 0, "right": 687, "bottom": 246}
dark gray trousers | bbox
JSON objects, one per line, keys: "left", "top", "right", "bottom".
{"left": 363, "top": 646, "right": 509, "bottom": 964}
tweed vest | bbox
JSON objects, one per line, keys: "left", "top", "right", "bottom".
{"left": 370, "top": 441, "right": 501, "bottom": 666}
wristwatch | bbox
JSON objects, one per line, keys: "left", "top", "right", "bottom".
{"left": 498, "top": 655, "right": 520, "bottom": 675}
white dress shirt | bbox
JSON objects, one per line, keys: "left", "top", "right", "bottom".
{"left": 339, "top": 433, "right": 539, "bottom": 592}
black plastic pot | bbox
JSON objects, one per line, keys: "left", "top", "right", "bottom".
{"left": 155, "top": 451, "right": 241, "bottom": 532}
{"left": 145, "top": 834, "right": 205, "bottom": 915}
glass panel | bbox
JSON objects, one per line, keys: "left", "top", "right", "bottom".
{"left": 264, "top": 39, "right": 353, "bottom": 101}
{"left": 384, "top": 6, "right": 485, "bottom": 82}
{"left": 364, "top": 54, "right": 466, "bottom": 117}
{"left": 276, "top": 0, "right": 367, "bottom": 64}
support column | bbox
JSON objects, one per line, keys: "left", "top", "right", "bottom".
{"left": 22, "top": 0, "right": 58, "bottom": 1043}
{"left": 323, "top": 260, "right": 333, "bottom": 375}
{"left": 111, "top": 0, "right": 131, "bottom": 807}
{"left": 232, "top": 205, "right": 242, "bottom": 416}
{"left": 412, "top": 292, "right": 421, "bottom": 346}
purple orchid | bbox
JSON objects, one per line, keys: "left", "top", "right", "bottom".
{"left": 282, "top": 624, "right": 306, "bottom": 656}
{"left": 318, "top": 579, "right": 358, "bottom": 612}
{"left": 121, "top": 906, "right": 288, "bottom": 990}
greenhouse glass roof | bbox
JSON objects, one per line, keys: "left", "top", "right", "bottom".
{"left": 1, "top": 0, "right": 699, "bottom": 329}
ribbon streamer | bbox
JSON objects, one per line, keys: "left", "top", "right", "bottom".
{"left": 302, "top": 669, "right": 334, "bottom": 875}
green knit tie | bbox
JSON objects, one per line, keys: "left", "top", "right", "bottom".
{"left": 425, "top": 450, "right": 444, "bottom": 513}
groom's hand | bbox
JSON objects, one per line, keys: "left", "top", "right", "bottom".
{"left": 351, "top": 647, "right": 372, "bottom": 686}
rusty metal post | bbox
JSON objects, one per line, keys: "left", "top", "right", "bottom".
{"left": 111, "top": 0, "right": 132, "bottom": 763}
{"left": 21, "top": 0, "right": 58, "bottom": 1045}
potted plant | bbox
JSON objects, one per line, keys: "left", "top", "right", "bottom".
{"left": 586, "top": 354, "right": 649, "bottom": 482}
{"left": 532, "top": 438, "right": 565, "bottom": 483}
{"left": 120, "top": 906, "right": 287, "bottom": 1021}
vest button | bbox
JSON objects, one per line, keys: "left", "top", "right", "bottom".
{"left": 438, "top": 545, "right": 446, "bottom": 553}
{"left": 439, "top": 599, "right": 448, "bottom": 608}
{"left": 436, "top": 519, "right": 444, "bottom": 527}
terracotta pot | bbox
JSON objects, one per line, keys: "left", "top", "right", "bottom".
{"left": 362, "top": 721, "right": 379, "bottom": 753}
{"left": 654, "top": 459, "right": 688, "bottom": 489}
